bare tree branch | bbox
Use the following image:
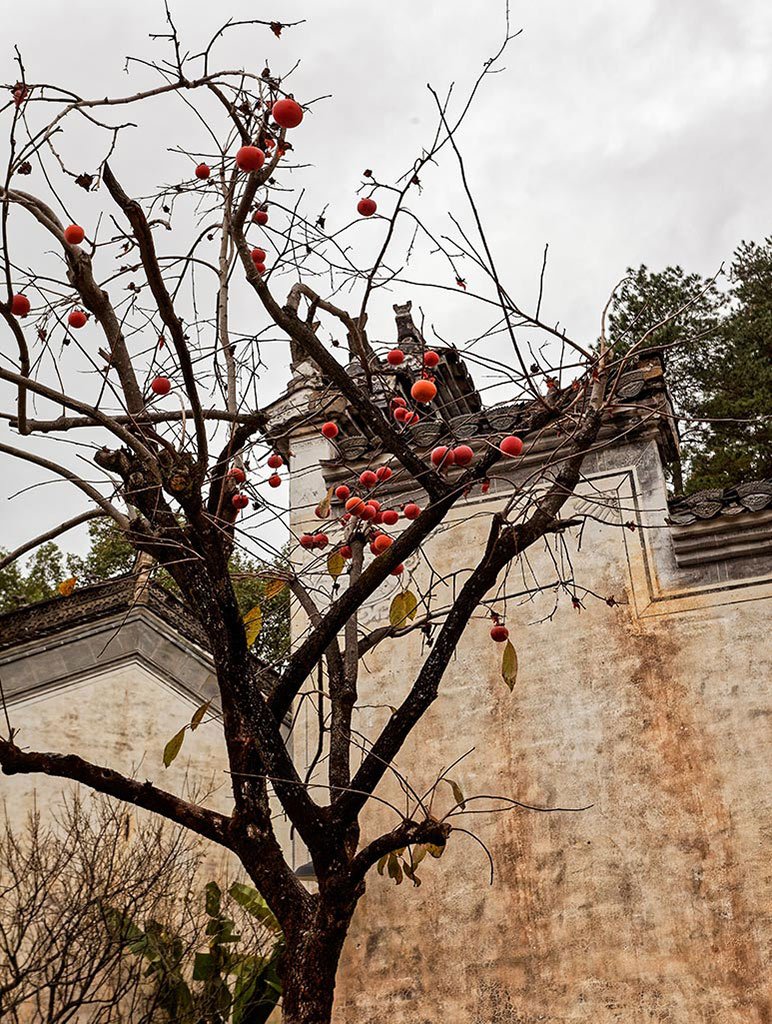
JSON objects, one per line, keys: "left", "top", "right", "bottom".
{"left": 0, "top": 442, "right": 129, "bottom": 528}
{"left": 0, "top": 509, "right": 104, "bottom": 570}
{"left": 102, "top": 164, "right": 209, "bottom": 470}
{"left": 0, "top": 737, "right": 232, "bottom": 849}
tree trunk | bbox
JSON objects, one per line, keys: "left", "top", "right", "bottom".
{"left": 280, "top": 906, "right": 354, "bottom": 1024}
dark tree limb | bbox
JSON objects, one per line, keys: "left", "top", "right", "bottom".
{"left": 332, "top": 538, "right": 364, "bottom": 794}
{"left": 0, "top": 186, "right": 145, "bottom": 414}
{"left": 206, "top": 413, "right": 267, "bottom": 521}
{"left": 349, "top": 817, "right": 451, "bottom": 884}
{"left": 0, "top": 365, "right": 155, "bottom": 460}
{"left": 231, "top": 241, "right": 448, "bottom": 502}
{"left": 286, "top": 282, "right": 376, "bottom": 375}
{"left": 288, "top": 577, "right": 345, "bottom": 688}
{"left": 0, "top": 304, "right": 30, "bottom": 434}
{"left": 337, "top": 403, "right": 605, "bottom": 823}
{"left": 357, "top": 612, "right": 435, "bottom": 659}
{"left": 102, "top": 163, "right": 209, "bottom": 471}
{"left": 3, "top": 407, "right": 262, "bottom": 433}
{"left": 268, "top": 488, "right": 460, "bottom": 723}
{"left": 0, "top": 737, "right": 233, "bottom": 849}
{"left": 0, "top": 441, "right": 129, "bottom": 528}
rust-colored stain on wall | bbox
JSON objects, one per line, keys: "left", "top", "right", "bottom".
{"left": 325, "top": 485, "right": 771, "bottom": 1023}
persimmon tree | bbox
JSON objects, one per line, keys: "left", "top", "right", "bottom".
{"left": 0, "top": 11, "right": 691, "bottom": 1024}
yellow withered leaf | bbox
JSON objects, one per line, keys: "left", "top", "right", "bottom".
{"left": 163, "top": 727, "right": 186, "bottom": 768}
{"left": 243, "top": 605, "right": 263, "bottom": 647}
{"left": 315, "top": 486, "right": 334, "bottom": 520}
{"left": 190, "top": 701, "right": 211, "bottom": 731}
{"left": 327, "top": 550, "right": 345, "bottom": 581}
{"left": 57, "top": 577, "right": 77, "bottom": 596}
{"left": 263, "top": 578, "right": 287, "bottom": 600}
{"left": 411, "top": 844, "right": 428, "bottom": 868}
{"left": 501, "top": 639, "right": 518, "bottom": 692}
{"left": 387, "top": 852, "right": 404, "bottom": 884}
{"left": 389, "top": 592, "right": 406, "bottom": 628}
{"left": 449, "top": 778, "right": 466, "bottom": 810}
{"left": 389, "top": 589, "right": 418, "bottom": 628}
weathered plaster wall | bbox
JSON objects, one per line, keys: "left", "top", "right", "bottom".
{"left": 0, "top": 608, "right": 286, "bottom": 1023}
{"left": 0, "top": 622, "right": 238, "bottom": 877}
{"left": 289, "top": 429, "right": 771, "bottom": 1024}
{"left": 1, "top": 605, "right": 296, "bottom": 872}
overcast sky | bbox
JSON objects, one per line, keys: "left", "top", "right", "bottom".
{"left": 2, "top": 0, "right": 770, "bottom": 558}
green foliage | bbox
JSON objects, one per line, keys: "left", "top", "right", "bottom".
{"left": 108, "top": 879, "right": 284, "bottom": 1024}
{"left": 0, "top": 519, "right": 290, "bottom": 667}
{"left": 229, "top": 548, "right": 291, "bottom": 668}
{"left": 228, "top": 883, "right": 283, "bottom": 935}
{"left": 607, "top": 263, "right": 727, "bottom": 407}
{"left": 685, "top": 239, "right": 772, "bottom": 490}
{"left": 0, "top": 541, "right": 65, "bottom": 612}
{"left": 105, "top": 909, "right": 194, "bottom": 1020}
{"left": 608, "top": 239, "right": 772, "bottom": 493}
{"left": 0, "top": 518, "right": 133, "bottom": 614}
{"left": 66, "top": 517, "right": 136, "bottom": 583}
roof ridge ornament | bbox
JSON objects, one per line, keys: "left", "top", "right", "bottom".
{"left": 393, "top": 300, "right": 424, "bottom": 351}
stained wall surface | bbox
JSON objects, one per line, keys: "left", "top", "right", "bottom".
{"left": 0, "top": 609, "right": 238, "bottom": 878}
{"left": 0, "top": 599, "right": 285, "bottom": 1023}
{"left": 288, "top": 426, "right": 771, "bottom": 1024}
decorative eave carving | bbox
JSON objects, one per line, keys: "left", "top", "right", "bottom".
{"left": 0, "top": 575, "right": 209, "bottom": 653}
{"left": 317, "top": 355, "right": 675, "bottom": 490}
{"left": 667, "top": 479, "right": 772, "bottom": 526}
{"left": 267, "top": 304, "right": 681, "bottom": 516}
{"left": 665, "top": 479, "right": 772, "bottom": 568}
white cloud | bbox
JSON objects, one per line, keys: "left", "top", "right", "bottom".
{"left": 1, "top": 0, "right": 770, "bottom": 554}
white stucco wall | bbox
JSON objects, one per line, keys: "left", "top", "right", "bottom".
{"left": 1, "top": 659, "right": 236, "bottom": 876}
{"left": 286, "top": 422, "right": 772, "bottom": 1024}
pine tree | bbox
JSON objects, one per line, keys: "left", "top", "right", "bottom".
{"left": 608, "top": 240, "right": 771, "bottom": 492}
{"left": 686, "top": 238, "right": 772, "bottom": 490}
